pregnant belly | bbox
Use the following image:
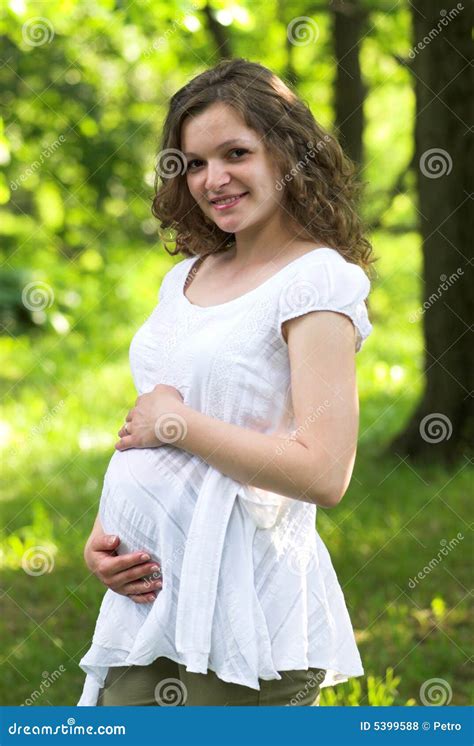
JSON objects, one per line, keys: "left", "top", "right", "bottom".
{"left": 98, "top": 448, "right": 180, "bottom": 560}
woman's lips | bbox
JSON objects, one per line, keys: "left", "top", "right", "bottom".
{"left": 210, "top": 192, "right": 248, "bottom": 211}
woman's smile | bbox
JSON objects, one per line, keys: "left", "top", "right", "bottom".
{"left": 209, "top": 192, "right": 249, "bottom": 210}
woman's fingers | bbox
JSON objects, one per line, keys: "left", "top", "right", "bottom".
{"left": 100, "top": 559, "right": 162, "bottom": 595}
{"left": 109, "top": 561, "right": 162, "bottom": 587}
{"left": 129, "top": 593, "right": 157, "bottom": 604}
{"left": 120, "top": 577, "right": 163, "bottom": 595}
{"left": 99, "top": 552, "right": 160, "bottom": 579}
{"left": 119, "top": 565, "right": 162, "bottom": 592}
{"left": 88, "top": 533, "right": 120, "bottom": 553}
{"left": 86, "top": 535, "right": 163, "bottom": 596}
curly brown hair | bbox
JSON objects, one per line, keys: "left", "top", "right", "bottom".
{"left": 152, "top": 58, "right": 375, "bottom": 274}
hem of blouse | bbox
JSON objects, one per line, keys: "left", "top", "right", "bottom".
{"left": 77, "top": 641, "right": 365, "bottom": 706}
{"left": 278, "top": 304, "right": 373, "bottom": 349}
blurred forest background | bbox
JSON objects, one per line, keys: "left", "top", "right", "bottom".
{"left": 0, "top": 0, "right": 472, "bottom": 706}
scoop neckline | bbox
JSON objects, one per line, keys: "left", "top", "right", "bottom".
{"left": 180, "top": 246, "right": 337, "bottom": 311}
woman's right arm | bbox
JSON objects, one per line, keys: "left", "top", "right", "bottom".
{"left": 84, "top": 515, "right": 162, "bottom": 604}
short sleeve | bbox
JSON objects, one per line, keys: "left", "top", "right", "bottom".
{"left": 277, "top": 257, "right": 373, "bottom": 352}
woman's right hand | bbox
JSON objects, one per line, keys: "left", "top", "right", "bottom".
{"left": 84, "top": 533, "right": 162, "bottom": 604}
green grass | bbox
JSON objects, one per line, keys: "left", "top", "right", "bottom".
{"left": 0, "top": 231, "right": 471, "bottom": 706}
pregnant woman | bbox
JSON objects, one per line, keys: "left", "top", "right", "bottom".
{"left": 78, "top": 58, "right": 374, "bottom": 707}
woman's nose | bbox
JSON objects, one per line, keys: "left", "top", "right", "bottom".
{"left": 204, "top": 161, "right": 230, "bottom": 192}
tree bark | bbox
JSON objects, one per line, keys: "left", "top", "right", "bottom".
{"left": 331, "top": 0, "right": 367, "bottom": 165}
{"left": 201, "top": 4, "right": 232, "bottom": 60}
{"left": 389, "top": 0, "right": 473, "bottom": 464}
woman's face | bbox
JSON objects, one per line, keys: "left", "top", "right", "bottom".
{"left": 181, "top": 102, "right": 283, "bottom": 235}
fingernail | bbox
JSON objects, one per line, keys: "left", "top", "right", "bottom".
{"left": 140, "top": 553, "right": 150, "bottom": 561}
{"left": 150, "top": 565, "right": 160, "bottom": 572}
{"left": 108, "top": 536, "right": 117, "bottom": 545}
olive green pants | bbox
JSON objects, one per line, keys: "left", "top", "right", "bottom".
{"left": 97, "top": 656, "right": 325, "bottom": 706}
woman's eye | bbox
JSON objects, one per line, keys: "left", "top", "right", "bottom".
{"left": 187, "top": 159, "right": 202, "bottom": 170}
{"left": 186, "top": 149, "right": 248, "bottom": 172}
{"left": 229, "top": 148, "right": 248, "bottom": 158}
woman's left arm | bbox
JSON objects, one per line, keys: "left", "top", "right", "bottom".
{"left": 115, "top": 311, "right": 360, "bottom": 509}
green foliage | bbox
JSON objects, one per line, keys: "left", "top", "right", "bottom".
{"left": 0, "top": 0, "right": 416, "bottom": 270}
{"left": 0, "top": 502, "right": 57, "bottom": 570}
{"left": 321, "top": 668, "right": 416, "bottom": 706}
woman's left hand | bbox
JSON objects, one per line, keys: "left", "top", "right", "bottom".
{"left": 115, "top": 384, "right": 187, "bottom": 451}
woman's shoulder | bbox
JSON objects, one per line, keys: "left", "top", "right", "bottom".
{"left": 158, "top": 254, "right": 196, "bottom": 299}
{"left": 275, "top": 246, "right": 373, "bottom": 352}
{"left": 285, "top": 246, "right": 371, "bottom": 290}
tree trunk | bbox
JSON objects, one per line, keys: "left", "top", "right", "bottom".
{"left": 389, "top": 0, "right": 473, "bottom": 464}
{"left": 332, "top": 0, "right": 367, "bottom": 165}
{"left": 202, "top": 3, "right": 232, "bottom": 60}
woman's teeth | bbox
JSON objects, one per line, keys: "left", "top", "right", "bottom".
{"left": 211, "top": 193, "right": 247, "bottom": 208}
{"left": 215, "top": 195, "right": 239, "bottom": 204}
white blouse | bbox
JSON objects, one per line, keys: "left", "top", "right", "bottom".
{"left": 77, "top": 246, "right": 373, "bottom": 706}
